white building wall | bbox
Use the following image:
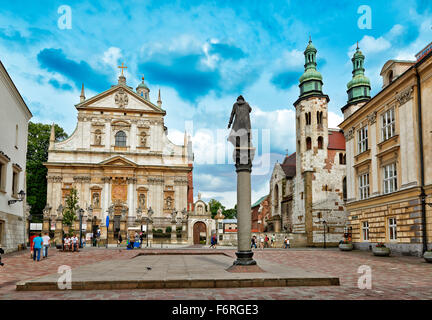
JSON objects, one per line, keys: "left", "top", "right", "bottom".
{"left": 0, "top": 63, "right": 32, "bottom": 253}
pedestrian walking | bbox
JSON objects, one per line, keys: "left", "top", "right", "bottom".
{"left": 139, "top": 232, "right": 144, "bottom": 247}
{"left": 260, "top": 234, "right": 264, "bottom": 250}
{"left": 271, "top": 234, "right": 276, "bottom": 247}
{"left": 135, "top": 232, "right": 140, "bottom": 248}
{"left": 118, "top": 234, "right": 123, "bottom": 247}
{"left": 129, "top": 233, "right": 134, "bottom": 249}
{"left": 251, "top": 236, "right": 257, "bottom": 249}
{"left": 210, "top": 235, "right": 215, "bottom": 249}
{"left": 42, "top": 232, "right": 50, "bottom": 258}
{"left": 32, "top": 233, "right": 43, "bottom": 262}
{"left": 286, "top": 238, "right": 290, "bottom": 248}
{"left": 29, "top": 232, "right": 36, "bottom": 259}
{"left": 264, "top": 234, "right": 269, "bottom": 248}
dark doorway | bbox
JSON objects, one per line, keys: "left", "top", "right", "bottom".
{"left": 114, "top": 215, "right": 121, "bottom": 239}
{"left": 193, "top": 222, "right": 206, "bottom": 245}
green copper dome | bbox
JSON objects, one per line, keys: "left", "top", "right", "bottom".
{"left": 298, "top": 38, "right": 324, "bottom": 98}
{"left": 346, "top": 45, "right": 371, "bottom": 104}
{"left": 137, "top": 76, "right": 149, "bottom": 90}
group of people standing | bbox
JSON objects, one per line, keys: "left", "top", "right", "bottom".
{"left": 251, "top": 234, "right": 291, "bottom": 249}
{"left": 118, "top": 232, "right": 144, "bottom": 249}
{"left": 30, "top": 232, "right": 51, "bottom": 261}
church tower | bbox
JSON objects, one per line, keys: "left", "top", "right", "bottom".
{"left": 294, "top": 38, "right": 330, "bottom": 173}
{"left": 293, "top": 38, "right": 330, "bottom": 246}
{"left": 136, "top": 75, "right": 150, "bottom": 100}
{"left": 341, "top": 44, "right": 371, "bottom": 119}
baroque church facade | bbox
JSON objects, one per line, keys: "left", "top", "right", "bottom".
{"left": 44, "top": 69, "right": 194, "bottom": 245}
{"left": 268, "top": 39, "right": 348, "bottom": 246}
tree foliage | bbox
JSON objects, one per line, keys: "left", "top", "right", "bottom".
{"left": 208, "top": 199, "right": 237, "bottom": 219}
{"left": 26, "top": 122, "right": 68, "bottom": 221}
{"left": 63, "top": 187, "right": 78, "bottom": 228}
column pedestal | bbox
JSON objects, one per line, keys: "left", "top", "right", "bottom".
{"left": 171, "top": 223, "right": 177, "bottom": 244}
{"left": 42, "top": 218, "right": 50, "bottom": 235}
{"left": 55, "top": 218, "right": 63, "bottom": 245}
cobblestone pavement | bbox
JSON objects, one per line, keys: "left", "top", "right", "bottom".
{"left": 1, "top": 247, "right": 432, "bottom": 300}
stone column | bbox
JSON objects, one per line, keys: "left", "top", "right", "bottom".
{"left": 234, "top": 164, "right": 255, "bottom": 265}
{"left": 227, "top": 97, "right": 256, "bottom": 266}
{"left": 102, "top": 177, "right": 111, "bottom": 225}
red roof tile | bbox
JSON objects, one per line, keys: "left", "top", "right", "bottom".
{"left": 281, "top": 152, "right": 296, "bottom": 178}
{"left": 328, "top": 130, "right": 346, "bottom": 150}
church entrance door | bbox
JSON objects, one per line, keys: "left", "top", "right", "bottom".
{"left": 114, "top": 215, "right": 121, "bottom": 239}
{"left": 193, "top": 222, "right": 206, "bottom": 245}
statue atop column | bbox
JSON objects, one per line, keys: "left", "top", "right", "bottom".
{"left": 227, "top": 95, "right": 255, "bottom": 166}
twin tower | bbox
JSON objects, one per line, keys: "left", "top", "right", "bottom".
{"left": 294, "top": 38, "right": 371, "bottom": 171}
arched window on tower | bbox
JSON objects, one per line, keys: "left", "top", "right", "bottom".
{"left": 305, "top": 112, "right": 311, "bottom": 125}
{"left": 306, "top": 137, "right": 312, "bottom": 150}
{"left": 317, "top": 136, "right": 323, "bottom": 149}
{"left": 317, "top": 111, "right": 323, "bottom": 125}
{"left": 339, "top": 153, "right": 344, "bottom": 164}
{"left": 115, "top": 130, "right": 127, "bottom": 147}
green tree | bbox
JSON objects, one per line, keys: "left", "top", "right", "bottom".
{"left": 26, "top": 122, "right": 68, "bottom": 221}
{"left": 208, "top": 199, "right": 225, "bottom": 219}
{"left": 223, "top": 205, "right": 237, "bottom": 219}
{"left": 63, "top": 187, "right": 79, "bottom": 232}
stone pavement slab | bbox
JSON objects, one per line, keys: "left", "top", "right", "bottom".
{"left": 16, "top": 253, "right": 339, "bottom": 291}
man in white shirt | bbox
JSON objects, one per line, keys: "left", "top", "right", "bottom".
{"left": 72, "top": 234, "right": 78, "bottom": 252}
{"left": 42, "top": 232, "right": 50, "bottom": 258}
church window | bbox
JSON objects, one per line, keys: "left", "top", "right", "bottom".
{"left": 357, "top": 126, "right": 368, "bottom": 153}
{"left": 381, "top": 108, "right": 395, "bottom": 141}
{"left": 274, "top": 185, "right": 279, "bottom": 208}
{"left": 317, "top": 136, "right": 323, "bottom": 149}
{"left": 306, "top": 137, "right": 312, "bottom": 150}
{"left": 314, "top": 82, "right": 318, "bottom": 90}
{"left": 305, "top": 112, "right": 311, "bottom": 125}
{"left": 115, "top": 131, "right": 127, "bottom": 147}
{"left": 339, "top": 153, "right": 343, "bottom": 164}
{"left": 317, "top": 111, "right": 323, "bottom": 125}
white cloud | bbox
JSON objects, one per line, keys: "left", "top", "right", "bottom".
{"left": 328, "top": 111, "right": 344, "bottom": 129}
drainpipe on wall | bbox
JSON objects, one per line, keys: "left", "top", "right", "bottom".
{"left": 414, "top": 67, "right": 428, "bottom": 254}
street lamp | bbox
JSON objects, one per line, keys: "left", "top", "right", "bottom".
{"left": 8, "top": 190, "right": 25, "bottom": 205}
{"left": 323, "top": 220, "right": 327, "bottom": 249}
{"left": 78, "top": 207, "right": 84, "bottom": 248}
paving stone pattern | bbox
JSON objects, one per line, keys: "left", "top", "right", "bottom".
{"left": 1, "top": 247, "right": 432, "bottom": 299}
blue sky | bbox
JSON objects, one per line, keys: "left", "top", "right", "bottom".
{"left": 1, "top": 0, "right": 431, "bottom": 207}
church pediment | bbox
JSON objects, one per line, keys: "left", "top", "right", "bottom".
{"left": 75, "top": 84, "right": 165, "bottom": 114}
{"left": 100, "top": 156, "right": 137, "bottom": 167}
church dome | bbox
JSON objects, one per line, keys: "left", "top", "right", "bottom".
{"left": 299, "top": 68, "right": 323, "bottom": 83}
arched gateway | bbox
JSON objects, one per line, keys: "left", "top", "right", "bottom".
{"left": 193, "top": 222, "right": 206, "bottom": 245}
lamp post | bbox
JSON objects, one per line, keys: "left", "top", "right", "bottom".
{"left": 78, "top": 208, "right": 84, "bottom": 248}
{"left": 8, "top": 190, "right": 25, "bottom": 205}
{"left": 323, "top": 220, "right": 327, "bottom": 249}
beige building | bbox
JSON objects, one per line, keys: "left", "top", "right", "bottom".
{"left": 0, "top": 61, "right": 32, "bottom": 253}
{"left": 44, "top": 70, "right": 194, "bottom": 245}
{"left": 340, "top": 42, "right": 432, "bottom": 256}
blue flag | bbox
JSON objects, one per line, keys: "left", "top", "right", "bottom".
{"left": 106, "top": 215, "right": 109, "bottom": 228}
